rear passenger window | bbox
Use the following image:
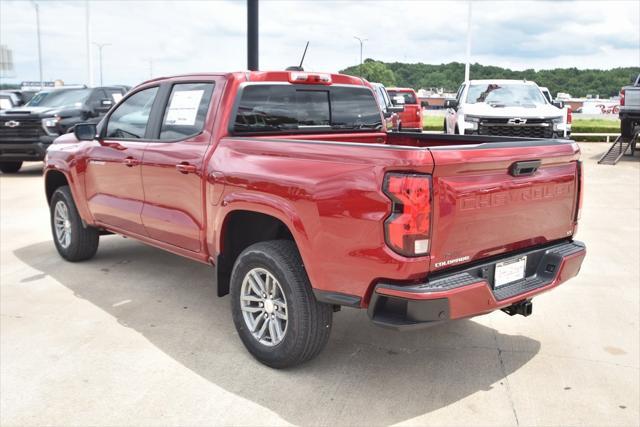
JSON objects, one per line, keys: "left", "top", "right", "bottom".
{"left": 159, "top": 83, "right": 214, "bottom": 140}
{"left": 233, "top": 85, "right": 381, "bottom": 133}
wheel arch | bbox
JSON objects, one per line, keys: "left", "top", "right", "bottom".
{"left": 45, "top": 169, "right": 71, "bottom": 204}
{"left": 215, "top": 207, "right": 305, "bottom": 298}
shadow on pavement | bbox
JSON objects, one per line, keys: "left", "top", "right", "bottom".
{"left": 0, "top": 162, "right": 43, "bottom": 177}
{"left": 14, "top": 238, "right": 540, "bottom": 425}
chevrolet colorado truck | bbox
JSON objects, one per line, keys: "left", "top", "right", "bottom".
{"left": 619, "top": 73, "right": 640, "bottom": 138}
{"left": 0, "top": 86, "right": 126, "bottom": 173}
{"left": 444, "top": 79, "right": 571, "bottom": 139}
{"left": 44, "top": 71, "right": 586, "bottom": 368}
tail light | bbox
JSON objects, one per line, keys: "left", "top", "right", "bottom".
{"left": 575, "top": 160, "right": 583, "bottom": 221}
{"left": 620, "top": 89, "right": 625, "bottom": 106}
{"left": 567, "top": 105, "right": 572, "bottom": 124}
{"left": 383, "top": 173, "right": 432, "bottom": 257}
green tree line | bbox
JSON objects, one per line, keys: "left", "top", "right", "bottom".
{"left": 340, "top": 59, "right": 639, "bottom": 98}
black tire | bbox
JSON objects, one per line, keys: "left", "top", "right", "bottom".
{"left": 230, "top": 240, "right": 333, "bottom": 368}
{"left": 621, "top": 118, "right": 635, "bottom": 139}
{"left": 50, "top": 186, "right": 99, "bottom": 261}
{"left": 0, "top": 161, "right": 22, "bottom": 173}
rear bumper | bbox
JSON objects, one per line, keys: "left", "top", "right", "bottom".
{"left": 368, "top": 240, "right": 586, "bottom": 330}
{"left": 0, "top": 141, "right": 52, "bottom": 161}
{"left": 619, "top": 108, "right": 640, "bottom": 121}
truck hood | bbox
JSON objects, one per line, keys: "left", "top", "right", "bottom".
{"left": 0, "top": 105, "right": 74, "bottom": 117}
{"left": 463, "top": 103, "right": 563, "bottom": 118}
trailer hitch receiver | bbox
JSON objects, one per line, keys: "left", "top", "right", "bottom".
{"left": 502, "top": 300, "right": 533, "bottom": 317}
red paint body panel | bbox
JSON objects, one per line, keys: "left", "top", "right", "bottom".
{"left": 44, "top": 71, "right": 585, "bottom": 319}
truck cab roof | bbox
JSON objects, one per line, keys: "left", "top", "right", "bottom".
{"left": 137, "top": 71, "right": 369, "bottom": 88}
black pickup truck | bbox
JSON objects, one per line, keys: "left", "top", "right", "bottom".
{"left": 0, "top": 86, "right": 126, "bottom": 173}
{"left": 620, "top": 73, "right": 640, "bottom": 138}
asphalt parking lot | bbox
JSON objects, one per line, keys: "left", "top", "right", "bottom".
{"left": 1, "top": 142, "right": 638, "bottom": 426}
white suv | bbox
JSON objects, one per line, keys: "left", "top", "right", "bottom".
{"left": 444, "top": 79, "right": 571, "bottom": 138}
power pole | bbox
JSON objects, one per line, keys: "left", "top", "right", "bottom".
{"left": 353, "top": 36, "right": 367, "bottom": 77}
{"left": 86, "top": 0, "right": 93, "bottom": 86}
{"left": 464, "top": 1, "right": 472, "bottom": 83}
{"left": 31, "top": 1, "right": 44, "bottom": 89}
{"left": 93, "top": 42, "right": 110, "bottom": 86}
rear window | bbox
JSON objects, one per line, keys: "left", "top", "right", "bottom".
{"left": 388, "top": 90, "right": 417, "bottom": 105}
{"left": 233, "top": 84, "right": 381, "bottom": 134}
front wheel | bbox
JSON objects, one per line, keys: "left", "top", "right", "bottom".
{"left": 50, "top": 186, "right": 100, "bottom": 261}
{"left": 0, "top": 161, "right": 22, "bottom": 173}
{"left": 230, "top": 240, "right": 333, "bottom": 368}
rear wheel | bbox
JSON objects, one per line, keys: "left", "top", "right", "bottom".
{"left": 50, "top": 186, "right": 100, "bottom": 261}
{"left": 230, "top": 240, "right": 333, "bottom": 368}
{"left": 0, "top": 161, "right": 22, "bottom": 173}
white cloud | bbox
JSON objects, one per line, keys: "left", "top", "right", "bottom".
{"left": 1, "top": 0, "right": 638, "bottom": 87}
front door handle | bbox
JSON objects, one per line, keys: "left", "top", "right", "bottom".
{"left": 124, "top": 157, "right": 140, "bottom": 167}
{"left": 176, "top": 162, "right": 197, "bottom": 174}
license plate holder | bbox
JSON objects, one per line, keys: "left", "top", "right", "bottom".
{"left": 494, "top": 256, "right": 527, "bottom": 288}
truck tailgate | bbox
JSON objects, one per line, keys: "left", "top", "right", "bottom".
{"left": 428, "top": 140, "right": 580, "bottom": 270}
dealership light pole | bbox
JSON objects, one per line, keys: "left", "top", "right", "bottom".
{"left": 93, "top": 42, "right": 110, "bottom": 86}
{"left": 31, "top": 1, "right": 44, "bottom": 89}
{"left": 464, "top": 1, "right": 472, "bottom": 82}
{"left": 86, "top": 1, "right": 93, "bottom": 86}
{"left": 353, "top": 36, "right": 367, "bottom": 76}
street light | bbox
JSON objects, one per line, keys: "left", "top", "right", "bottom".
{"left": 93, "top": 42, "right": 110, "bottom": 86}
{"left": 31, "top": 1, "right": 44, "bottom": 89}
{"left": 353, "top": 36, "right": 367, "bottom": 77}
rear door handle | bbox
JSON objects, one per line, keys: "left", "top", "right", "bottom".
{"left": 124, "top": 157, "right": 140, "bottom": 167}
{"left": 176, "top": 163, "right": 197, "bottom": 174}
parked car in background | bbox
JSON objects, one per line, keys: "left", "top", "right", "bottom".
{"left": 0, "top": 90, "right": 38, "bottom": 110}
{"left": 387, "top": 87, "right": 423, "bottom": 131}
{"left": 619, "top": 73, "right": 640, "bottom": 138}
{"left": 0, "top": 91, "right": 22, "bottom": 110}
{"left": 44, "top": 70, "right": 585, "bottom": 368}
{"left": 370, "top": 82, "right": 403, "bottom": 131}
{"left": 444, "top": 79, "right": 570, "bottom": 138}
{"left": 0, "top": 86, "right": 127, "bottom": 173}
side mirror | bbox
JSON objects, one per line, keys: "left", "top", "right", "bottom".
{"left": 444, "top": 99, "right": 458, "bottom": 109}
{"left": 74, "top": 123, "right": 97, "bottom": 141}
{"left": 387, "top": 105, "right": 405, "bottom": 113}
{"left": 552, "top": 100, "right": 564, "bottom": 109}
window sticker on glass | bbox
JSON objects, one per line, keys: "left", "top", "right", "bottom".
{"left": 164, "top": 90, "right": 204, "bottom": 126}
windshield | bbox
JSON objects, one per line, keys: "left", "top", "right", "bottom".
{"left": 26, "top": 89, "right": 91, "bottom": 108}
{"left": 466, "top": 83, "right": 547, "bottom": 107}
{"left": 387, "top": 90, "right": 417, "bottom": 105}
{"left": 233, "top": 85, "right": 382, "bottom": 133}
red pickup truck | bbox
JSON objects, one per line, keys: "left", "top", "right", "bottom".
{"left": 387, "top": 87, "right": 423, "bottom": 131}
{"left": 44, "top": 71, "right": 586, "bottom": 368}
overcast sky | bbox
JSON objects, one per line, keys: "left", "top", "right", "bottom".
{"left": 1, "top": 0, "right": 639, "bottom": 87}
